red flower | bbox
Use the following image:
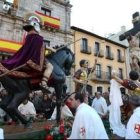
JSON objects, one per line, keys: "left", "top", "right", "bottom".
{"left": 59, "top": 123, "right": 65, "bottom": 134}
{"left": 45, "top": 135, "right": 53, "bottom": 140}
{"left": 44, "top": 124, "right": 52, "bottom": 131}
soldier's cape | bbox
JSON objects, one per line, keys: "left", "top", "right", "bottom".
{"left": 0, "top": 33, "right": 45, "bottom": 78}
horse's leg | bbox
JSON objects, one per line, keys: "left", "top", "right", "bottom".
{"left": 0, "top": 94, "right": 19, "bottom": 122}
{"left": 6, "top": 79, "right": 30, "bottom": 126}
{"left": 0, "top": 76, "right": 30, "bottom": 126}
{"left": 54, "top": 83, "right": 64, "bottom": 123}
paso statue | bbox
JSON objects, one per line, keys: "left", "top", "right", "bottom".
{"left": 0, "top": 19, "right": 74, "bottom": 127}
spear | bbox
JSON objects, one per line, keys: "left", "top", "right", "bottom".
{"left": 53, "top": 38, "right": 82, "bottom": 51}
{"left": 0, "top": 63, "right": 26, "bottom": 78}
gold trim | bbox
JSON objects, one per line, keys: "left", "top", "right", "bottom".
{"left": 0, "top": 45, "right": 45, "bottom": 78}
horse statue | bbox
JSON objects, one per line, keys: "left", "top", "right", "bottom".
{"left": 127, "top": 31, "right": 140, "bottom": 73}
{"left": 0, "top": 46, "right": 74, "bottom": 127}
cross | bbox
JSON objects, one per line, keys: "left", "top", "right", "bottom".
{"left": 119, "top": 12, "right": 140, "bottom": 41}
{"left": 134, "top": 124, "right": 140, "bottom": 135}
{"left": 80, "top": 127, "right": 86, "bottom": 136}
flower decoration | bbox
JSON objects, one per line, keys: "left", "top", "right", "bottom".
{"left": 44, "top": 117, "right": 73, "bottom": 140}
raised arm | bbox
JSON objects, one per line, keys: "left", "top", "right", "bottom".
{"left": 111, "top": 71, "right": 123, "bottom": 85}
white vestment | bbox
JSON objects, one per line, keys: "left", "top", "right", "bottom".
{"left": 109, "top": 79, "right": 126, "bottom": 137}
{"left": 0, "top": 129, "right": 4, "bottom": 140}
{"left": 69, "top": 103, "right": 108, "bottom": 139}
{"left": 51, "top": 104, "right": 73, "bottom": 120}
{"left": 125, "top": 107, "right": 140, "bottom": 139}
{"left": 18, "top": 101, "right": 36, "bottom": 118}
{"left": 91, "top": 96, "right": 108, "bottom": 116}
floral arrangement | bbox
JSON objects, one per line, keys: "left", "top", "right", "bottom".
{"left": 44, "top": 117, "right": 73, "bottom": 140}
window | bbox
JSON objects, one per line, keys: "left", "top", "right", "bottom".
{"left": 97, "top": 86, "right": 103, "bottom": 93}
{"left": 117, "top": 49, "right": 121, "bottom": 60}
{"left": 107, "top": 66, "right": 112, "bottom": 79}
{"left": 41, "top": 7, "right": 51, "bottom": 16}
{"left": 118, "top": 68, "right": 123, "bottom": 79}
{"left": 106, "top": 45, "right": 110, "bottom": 57}
{"left": 95, "top": 42, "right": 100, "bottom": 54}
{"left": 82, "top": 38, "right": 88, "bottom": 51}
{"left": 96, "top": 64, "right": 101, "bottom": 78}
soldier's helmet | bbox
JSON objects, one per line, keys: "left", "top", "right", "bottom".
{"left": 23, "top": 19, "right": 41, "bottom": 33}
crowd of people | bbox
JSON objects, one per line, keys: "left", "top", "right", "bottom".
{"left": 0, "top": 82, "right": 137, "bottom": 139}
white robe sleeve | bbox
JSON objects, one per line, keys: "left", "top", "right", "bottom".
{"left": 109, "top": 79, "right": 126, "bottom": 137}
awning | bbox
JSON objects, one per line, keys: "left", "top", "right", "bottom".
{"left": 0, "top": 39, "right": 22, "bottom": 53}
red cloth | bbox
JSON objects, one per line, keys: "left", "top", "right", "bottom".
{"left": 122, "top": 79, "right": 138, "bottom": 90}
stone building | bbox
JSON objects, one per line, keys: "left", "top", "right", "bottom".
{"left": 0, "top": 0, "right": 73, "bottom": 92}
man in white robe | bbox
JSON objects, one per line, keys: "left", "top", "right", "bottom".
{"left": 125, "top": 95, "right": 140, "bottom": 139}
{"left": 91, "top": 91, "right": 108, "bottom": 118}
{"left": 18, "top": 99, "right": 36, "bottom": 119}
{"left": 50, "top": 93, "right": 74, "bottom": 120}
{"left": 68, "top": 92, "right": 108, "bottom": 139}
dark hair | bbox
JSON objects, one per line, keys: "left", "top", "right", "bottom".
{"left": 129, "top": 95, "right": 140, "bottom": 107}
{"left": 129, "top": 70, "right": 139, "bottom": 80}
{"left": 74, "top": 92, "right": 85, "bottom": 103}
{"left": 79, "top": 59, "right": 87, "bottom": 67}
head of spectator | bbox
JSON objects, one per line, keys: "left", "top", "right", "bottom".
{"left": 29, "top": 92, "right": 35, "bottom": 100}
{"left": 95, "top": 91, "right": 102, "bottom": 99}
{"left": 35, "top": 90, "right": 43, "bottom": 97}
{"left": 102, "top": 92, "right": 109, "bottom": 98}
{"left": 22, "top": 99, "right": 28, "bottom": 105}
{"left": 63, "top": 92, "right": 73, "bottom": 107}
{"left": 129, "top": 70, "right": 139, "bottom": 81}
{"left": 43, "top": 93, "right": 50, "bottom": 101}
{"left": 129, "top": 95, "right": 140, "bottom": 110}
{"left": 70, "top": 92, "right": 86, "bottom": 109}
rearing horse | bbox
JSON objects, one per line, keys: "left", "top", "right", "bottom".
{"left": 45, "top": 47, "right": 74, "bottom": 122}
{"left": 0, "top": 47, "right": 74, "bottom": 126}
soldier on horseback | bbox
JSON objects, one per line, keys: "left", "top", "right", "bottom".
{"left": 0, "top": 18, "right": 56, "bottom": 127}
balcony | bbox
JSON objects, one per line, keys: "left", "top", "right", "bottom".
{"left": 80, "top": 46, "right": 91, "bottom": 54}
{"left": 94, "top": 49, "right": 104, "bottom": 57}
{"left": 90, "top": 70, "right": 111, "bottom": 83}
{"left": 35, "top": 11, "right": 60, "bottom": 30}
{"left": 117, "top": 56, "right": 125, "bottom": 63}
{"left": 105, "top": 52, "right": 114, "bottom": 60}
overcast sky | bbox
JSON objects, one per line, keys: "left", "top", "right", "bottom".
{"left": 70, "top": 0, "right": 140, "bottom": 37}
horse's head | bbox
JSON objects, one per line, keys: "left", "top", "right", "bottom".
{"left": 63, "top": 47, "right": 75, "bottom": 75}
{"left": 47, "top": 47, "right": 75, "bottom": 76}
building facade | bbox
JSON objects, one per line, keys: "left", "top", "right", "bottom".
{"left": 107, "top": 26, "right": 130, "bottom": 76}
{"left": 71, "top": 26, "right": 128, "bottom": 95}
{"left": 0, "top": 0, "right": 73, "bottom": 91}
{"left": 0, "top": 0, "right": 72, "bottom": 57}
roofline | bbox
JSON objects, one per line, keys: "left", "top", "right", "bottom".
{"left": 71, "top": 26, "right": 127, "bottom": 49}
